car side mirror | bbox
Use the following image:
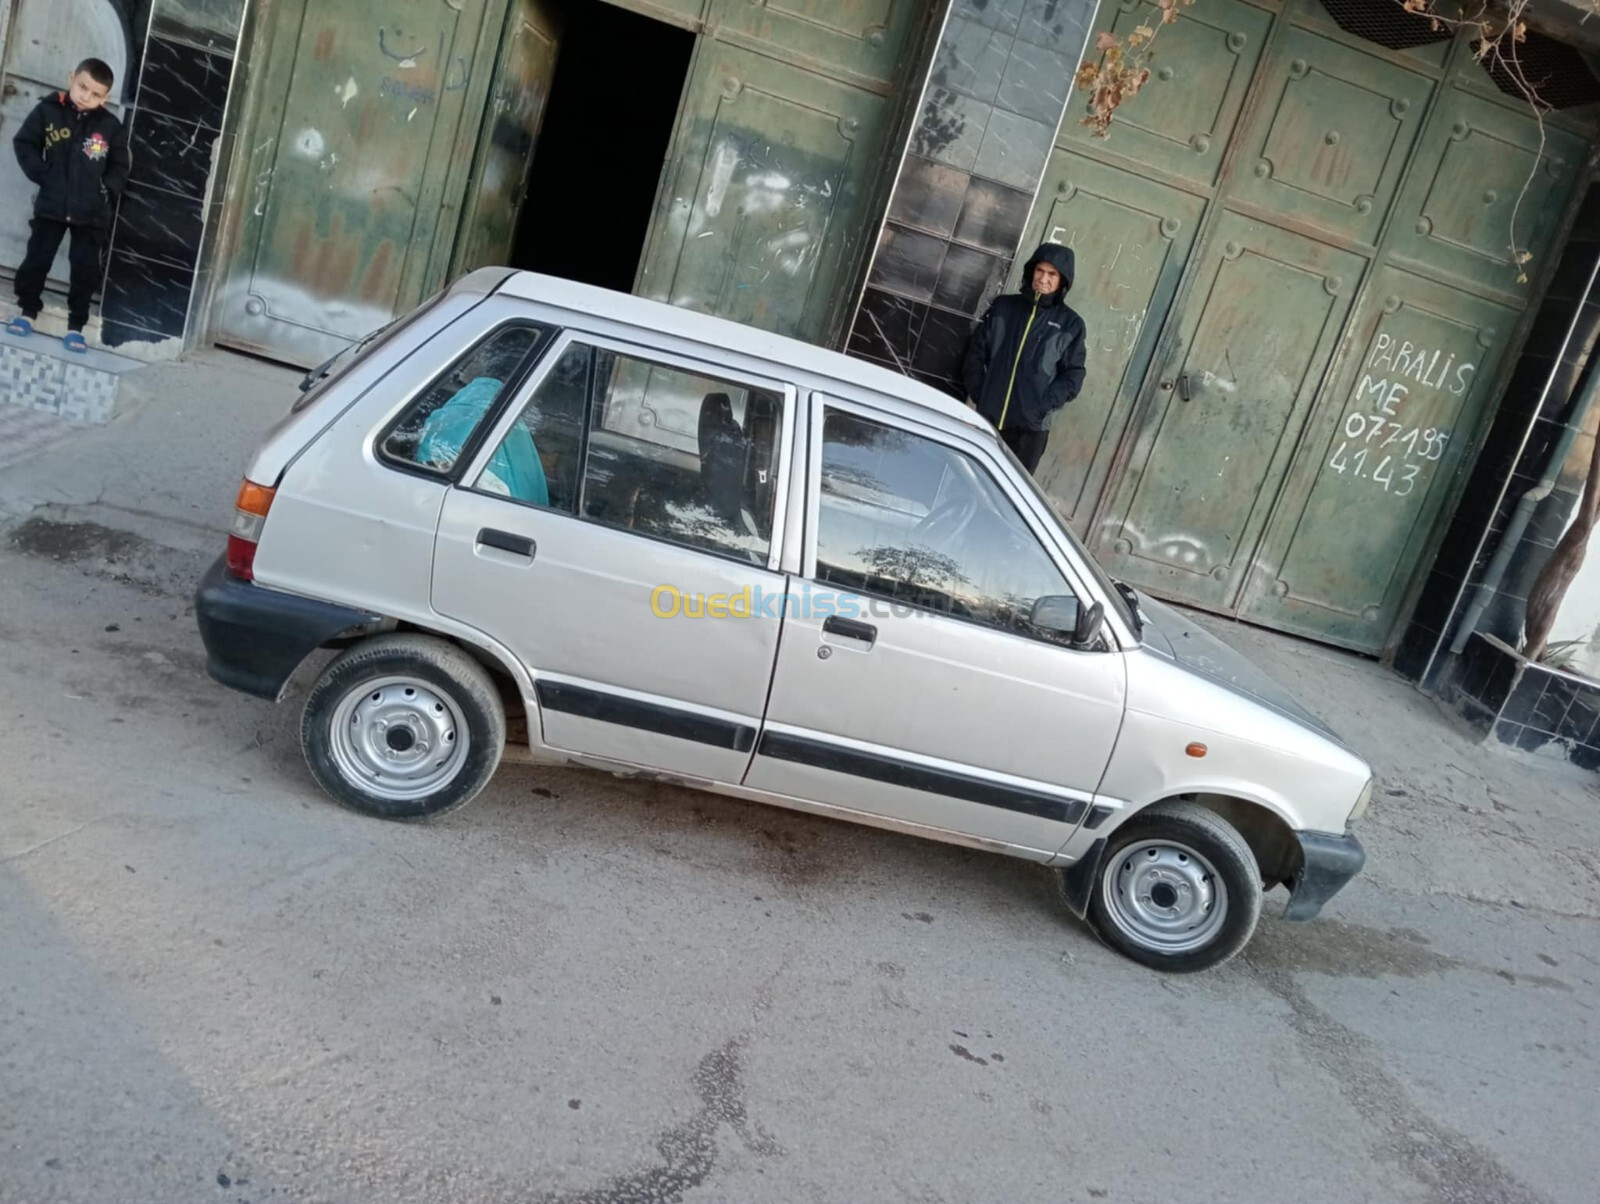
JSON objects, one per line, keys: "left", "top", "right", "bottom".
{"left": 1031, "top": 595, "right": 1105, "bottom": 650}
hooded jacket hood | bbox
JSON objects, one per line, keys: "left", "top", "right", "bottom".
{"left": 1021, "top": 243, "right": 1075, "bottom": 304}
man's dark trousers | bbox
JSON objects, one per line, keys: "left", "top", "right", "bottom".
{"left": 1001, "top": 427, "right": 1050, "bottom": 475}
{"left": 15, "top": 217, "right": 104, "bottom": 331}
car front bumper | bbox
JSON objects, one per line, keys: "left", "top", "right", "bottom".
{"left": 1283, "top": 829, "right": 1366, "bottom": 921}
{"left": 194, "top": 554, "right": 386, "bottom": 701}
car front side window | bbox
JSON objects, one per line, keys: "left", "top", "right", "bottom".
{"left": 815, "top": 408, "right": 1077, "bottom": 641}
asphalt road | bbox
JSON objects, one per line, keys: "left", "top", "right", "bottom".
{"left": 2, "top": 520, "right": 1596, "bottom": 1204}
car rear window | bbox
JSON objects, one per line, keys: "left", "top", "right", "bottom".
{"left": 378, "top": 323, "right": 553, "bottom": 477}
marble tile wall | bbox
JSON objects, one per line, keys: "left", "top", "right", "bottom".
{"left": 846, "top": 0, "right": 1097, "bottom": 397}
{"left": 1394, "top": 183, "right": 1600, "bottom": 688}
{"left": 100, "top": 0, "right": 246, "bottom": 351}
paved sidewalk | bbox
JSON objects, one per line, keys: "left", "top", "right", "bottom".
{"left": 3, "top": 347, "right": 1596, "bottom": 923}
{"left": 0, "top": 403, "right": 84, "bottom": 472}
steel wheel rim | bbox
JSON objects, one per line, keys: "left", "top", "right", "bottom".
{"left": 327, "top": 674, "right": 469, "bottom": 803}
{"left": 1101, "top": 838, "right": 1228, "bottom": 954}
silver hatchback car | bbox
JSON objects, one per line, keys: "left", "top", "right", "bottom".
{"left": 195, "top": 268, "right": 1371, "bottom": 972}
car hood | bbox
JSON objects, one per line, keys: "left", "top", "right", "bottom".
{"left": 1131, "top": 593, "right": 1348, "bottom": 746}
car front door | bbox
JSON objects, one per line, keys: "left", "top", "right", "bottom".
{"left": 427, "top": 328, "right": 796, "bottom": 783}
{"left": 743, "top": 396, "right": 1127, "bottom": 857}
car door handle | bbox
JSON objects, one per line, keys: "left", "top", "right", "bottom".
{"left": 476, "top": 528, "right": 535, "bottom": 559}
{"left": 822, "top": 616, "right": 876, "bottom": 645}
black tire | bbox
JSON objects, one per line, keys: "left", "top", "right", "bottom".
{"left": 299, "top": 634, "right": 506, "bottom": 821}
{"left": 1081, "top": 801, "right": 1262, "bottom": 973}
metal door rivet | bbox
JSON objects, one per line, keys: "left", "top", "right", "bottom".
{"left": 1483, "top": 189, "right": 1498, "bottom": 205}
{"left": 818, "top": 647, "right": 832, "bottom": 660}
{"left": 1254, "top": 161, "right": 1270, "bottom": 178}
{"left": 1362, "top": 606, "right": 1382, "bottom": 622}
{"left": 1211, "top": 566, "right": 1230, "bottom": 581}
{"left": 1113, "top": 539, "right": 1133, "bottom": 556}
{"left": 1273, "top": 581, "right": 1289, "bottom": 598}
{"left": 1324, "top": 130, "right": 1340, "bottom": 146}
{"left": 1159, "top": 67, "right": 1175, "bottom": 81}
{"left": 245, "top": 299, "right": 265, "bottom": 316}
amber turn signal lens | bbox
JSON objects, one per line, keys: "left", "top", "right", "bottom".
{"left": 1185, "top": 742, "right": 1208, "bottom": 758}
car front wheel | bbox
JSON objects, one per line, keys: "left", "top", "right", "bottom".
{"left": 1085, "top": 801, "right": 1262, "bottom": 972}
{"left": 300, "top": 634, "right": 506, "bottom": 821}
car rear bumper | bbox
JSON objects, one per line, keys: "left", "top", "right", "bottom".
{"left": 194, "top": 554, "right": 386, "bottom": 701}
{"left": 1283, "top": 829, "right": 1366, "bottom": 921}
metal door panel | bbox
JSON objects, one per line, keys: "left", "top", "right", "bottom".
{"left": 634, "top": 41, "right": 894, "bottom": 345}
{"left": 450, "top": 0, "right": 563, "bottom": 278}
{"left": 1093, "top": 212, "right": 1367, "bottom": 610}
{"left": 1022, "top": 152, "right": 1206, "bottom": 531}
{"left": 1388, "top": 85, "right": 1588, "bottom": 303}
{"left": 1063, "top": 0, "right": 1272, "bottom": 189}
{"left": 1226, "top": 25, "right": 1434, "bottom": 246}
{"left": 705, "top": 0, "right": 915, "bottom": 89}
{"left": 1240, "top": 266, "right": 1516, "bottom": 648}
{"left": 216, "top": 0, "right": 495, "bottom": 367}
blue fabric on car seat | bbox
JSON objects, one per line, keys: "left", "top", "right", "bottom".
{"left": 416, "top": 376, "right": 549, "bottom": 507}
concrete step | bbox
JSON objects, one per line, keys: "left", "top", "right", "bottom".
{"left": 0, "top": 319, "right": 143, "bottom": 425}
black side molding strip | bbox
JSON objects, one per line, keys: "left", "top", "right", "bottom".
{"left": 536, "top": 681, "right": 756, "bottom": 753}
{"left": 758, "top": 731, "right": 1087, "bottom": 825}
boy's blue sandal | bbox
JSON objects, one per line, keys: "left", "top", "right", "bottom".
{"left": 5, "top": 317, "right": 32, "bottom": 337}
{"left": 63, "top": 331, "right": 88, "bottom": 353}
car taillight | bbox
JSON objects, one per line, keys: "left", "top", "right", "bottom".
{"left": 225, "top": 480, "right": 276, "bottom": 582}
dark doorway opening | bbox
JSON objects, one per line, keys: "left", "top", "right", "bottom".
{"left": 510, "top": 0, "right": 694, "bottom": 292}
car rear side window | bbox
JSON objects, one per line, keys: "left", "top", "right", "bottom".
{"left": 815, "top": 409, "right": 1076, "bottom": 641}
{"left": 379, "top": 323, "right": 551, "bottom": 477}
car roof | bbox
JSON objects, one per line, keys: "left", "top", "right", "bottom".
{"left": 487, "top": 269, "right": 990, "bottom": 433}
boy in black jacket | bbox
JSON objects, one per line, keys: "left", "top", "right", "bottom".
{"left": 8, "top": 58, "right": 130, "bottom": 351}
{"left": 962, "top": 242, "right": 1087, "bottom": 476}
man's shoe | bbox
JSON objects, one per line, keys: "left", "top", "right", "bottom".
{"left": 5, "top": 316, "right": 33, "bottom": 337}
{"left": 63, "top": 331, "right": 88, "bottom": 354}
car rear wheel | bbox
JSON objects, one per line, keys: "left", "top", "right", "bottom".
{"left": 300, "top": 634, "right": 505, "bottom": 821}
{"left": 1085, "top": 802, "right": 1261, "bottom": 972}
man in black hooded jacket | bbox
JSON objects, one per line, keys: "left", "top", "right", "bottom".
{"left": 961, "top": 242, "right": 1086, "bottom": 475}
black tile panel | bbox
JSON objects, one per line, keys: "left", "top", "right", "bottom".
{"left": 887, "top": 157, "right": 971, "bottom": 239}
{"left": 111, "top": 184, "right": 205, "bottom": 269}
{"left": 849, "top": 288, "right": 927, "bottom": 369}
{"left": 1494, "top": 719, "right": 1525, "bottom": 747}
{"left": 1017, "top": 0, "right": 1097, "bottom": 49}
{"left": 915, "top": 307, "right": 977, "bottom": 382}
{"left": 1522, "top": 298, "right": 1583, "bottom": 361}
{"left": 1531, "top": 676, "right": 1573, "bottom": 735}
{"left": 934, "top": 244, "right": 1010, "bottom": 313}
{"left": 995, "top": 37, "right": 1076, "bottom": 126}
{"left": 1543, "top": 241, "right": 1600, "bottom": 302}
{"left": 1391, "top": 621, "right": 1438, "bottom": 682}
{"left": 912, "top": 88, "right": 992, "bottom": 172}
{"left": 932, "top": 17, "right": 1014, "bottom": 106}
{"left": 1573, "top": 742, "right": 1600, "bottom": 771}
{"left": 126, "top": 111, "right": 221, "bottom": 200}
{"left": 955, "top": 0, "right": 1029, "bottom": 37}
{"left": 972, "top": 107, "right": 1055, "bottom": 191}
{"left": 137, "top": 35, "right": 233, "bottom": 130}
{"left": 102, "top": 250, "right": 195, "bottom": 340}
{"left": 871, "top": 224, "right": 948, "bottom": 302}
{"left": 1515, "top": 724, "right": 1552, "bottom": 753}
{"left": 954, "top": 176, "right": 1035, "bottom": 256}
{"left": 1560, "top": 694, "right": 1600, "bottom": 743}
{"left": 1500, "top": 672, "right": 1544, "bottom": 728}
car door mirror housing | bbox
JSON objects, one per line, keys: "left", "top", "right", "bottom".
{"left": 1031, "top": 595, "right": 1104, "bottom": 649}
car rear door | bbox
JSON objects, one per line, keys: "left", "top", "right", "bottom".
{"left": 428, "top": 328, "right": 797, "bottom": 784}
{"left": 742, "top": 394, "right": 1128, "bottom": 857}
